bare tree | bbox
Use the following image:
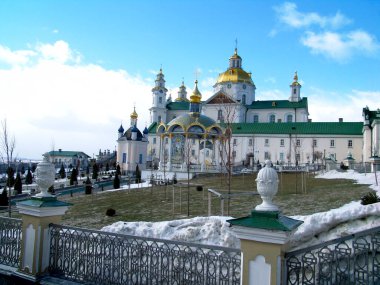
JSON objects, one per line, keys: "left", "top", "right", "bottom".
{"left": 215, "top": 94, "right": 238, "bottom": 215}
{"left": 1, "top": 119, "right": 16, "bottom": 217}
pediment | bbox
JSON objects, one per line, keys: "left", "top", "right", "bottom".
{"left": 205, "top": 92, "right": 236, "bottom": 104}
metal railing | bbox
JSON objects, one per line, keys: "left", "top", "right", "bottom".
{"left": 0, "top": 216, "right": 22, "bottom": 268}
{"left": 49, "top": 224, "right": 241, "bottom": 285}
{"left": 284, "top": 226, "right": 380, "bottom": 284}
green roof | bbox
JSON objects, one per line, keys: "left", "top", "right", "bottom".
{"left": 148, "top": 122, "right": 158, "bottom": 134}
{"left": 166, "top": 101, "right": 190, "bottom": 110}
{"left": 228, "top": 210, "right": 303, "bottom": 232}
{"left": 48, "top": 150, "right": 90, "bottom": 158}
{"left": 227, "top": 122, "right": 363, "bottom": 135}
{"left": 247, "top": 98, "right": 308, "bottom": 109}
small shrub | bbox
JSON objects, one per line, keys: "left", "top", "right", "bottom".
{"left": 106, "top": 208, "right": 116, "bottom": 217}
{"left": 361, "top": 192, "right": 380, "bottom": 205}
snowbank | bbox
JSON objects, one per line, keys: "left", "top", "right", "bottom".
{"left": 102, "top": 170, "right": 380, "bottom": 250}
{"left": 102, "top": 216, "right": 239, "bottom": 248}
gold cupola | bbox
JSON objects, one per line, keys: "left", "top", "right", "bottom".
{"left": 190, "top": 80, "right": 202, "bottom": 103}
{"left": 130, "top": 106, "right": 138, "bottom": 119}
{"left": 216, "top": 48, "right": 254, "bottom": 85}
{"left": 291, "top": 71, "right": 301, "bottom": 86}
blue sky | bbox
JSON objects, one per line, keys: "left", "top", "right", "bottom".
{"left": 0, "top": 0, "right": 379, "bottom": 159}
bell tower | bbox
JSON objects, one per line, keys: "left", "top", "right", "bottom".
{"left": 289, "top": 71, "right": 301, "bottom": 102}
{"left": 149, "top": 68, "right": 168, "bottom": 123}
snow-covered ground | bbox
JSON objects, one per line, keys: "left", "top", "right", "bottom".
{"left": 101, "top": 170, "right": 380, "bottom": 250}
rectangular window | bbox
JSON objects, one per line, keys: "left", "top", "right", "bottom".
{"left": 248, "top": 139, "right": 253, "bottom": 146}
{"left": 159, "top": 97, "right": 162, "bottom": 104}
{"left": 313, "top": 139, "right": 317, "bottom": 147}
{"left": 264, "top": 151, "right": 270, "bottom": 160}
{"left": 122, "top": 153, "right": 127, "bottom": 163}
{"left": 296, "top": 153, "right": 300, "bottom": 161}
{"left": 191, "top": 149, "right": 195, "bottom": 156}
{"left": 265, "top": 139, "right": 269, "bottom": 146}
{"left": 330, "top": 140, "right": 335, "bottom": 147}
{"left": 151, "top": 148, "right": 156, "bottom": 155}
{"left": 253, "top": 115, "right": 259, "bottom": 123}
{"left": 348, "top": 140, "right": 353, "bottom": 148}
{"left": 280, "top": 139, "right": 284, "bottom": 147}
{"left": 192, "top": 138, "right": 195, "bottom": 145}
{"left": 165, "top": 138, "right": 168, "bottom": 144}
{"left": 280, "top": 153, "right": 284, "bottom": 161}
{"left": 139, "top": 154, "right": 143, "bottom": 164}
{"left": 206, "top": 150, "right": 209, "bottom": 157}
{"left": 233, "top": 139, "right": 237, "bottom": 145}
{"left": 232, "top": 151, "right": 236, "bottom": 158}
{"left": 296, "top": 139, "right": 301, "bottom": 147}
{"left": 153, "top": 138, "right": 156, "bottom": 144}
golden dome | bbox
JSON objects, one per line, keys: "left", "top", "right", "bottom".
{"left": 216, "top": 68, "right": 253, "bottom": 84}
{"left": 190, "top": 80, "right": 202, "bottom": 103}
{"left": 130, "top": 107, "right": 138, "bottom": 119}
{"left": 291, "top": 71, "right": 301, "bottom": 86}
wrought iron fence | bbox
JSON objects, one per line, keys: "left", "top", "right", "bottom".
{"left": 49, "top": 224, "right": 241, "bottom": 285}
{"left": 0, "top": 216, "right": 22, "bottom": 268}
{"left": 284, "top": 225, "right": 380, "bottom": 284}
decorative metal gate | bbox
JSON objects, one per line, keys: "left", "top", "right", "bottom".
{"left": 0, "top": 217, "right": 22, "bottom": 268}
{"left": 284, "top": 225, "right": 380, "bottom": 284}
{"left": 49, "top": 224, "right": 241, "bottom": 284}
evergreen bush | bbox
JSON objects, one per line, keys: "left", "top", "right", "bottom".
{"left": 85, "top": 177, "right": 92, "bottom": 194}
{"left": 361, "top": 192, "right": 380, "bottom": 205}
{"left": 14, "top": 173, "right": 22, "bottom": 194}
{"left": 106, "top": 208, "right": 116, "bottom": 217}
{"left": 113, "top": 173, "right": 120, "bottom": 189}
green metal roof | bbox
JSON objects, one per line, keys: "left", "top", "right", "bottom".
{"left": 166, "top": 101, "right": 190, "bottom": 110}
{"left": 227, "top": 122, "right": 363, "bottom": 135}
{"left": 148, "top": 122, "right": 158, "bottom": 134}
{"left": 167, "top": 113, "right": 217, "bottom": 129}
{"left": 228, "top": 210, "right": 303, "bottom": 232}
{"left": 48, "top": 150, "right": 90, "bottom": 158}
{"left": 247, "top": 98, "right": 308, "bottom": 109}
{"left": 17, "top": 196, "right": 72, "bottom": 208}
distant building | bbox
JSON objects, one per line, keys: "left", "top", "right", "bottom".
{"left": 116, "top": 107, "right": 148, "bottom": 174}
{"left": 47, "top": 149, "right": 90, "bottom": 170}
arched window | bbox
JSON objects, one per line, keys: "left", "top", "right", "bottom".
{"left": 269, "top": 114, "right": 275, "bottom": 123}
{"left": 242, "top": 94, "right": 246, "bottom": 105}
{"left": 286, "top": 114, "right": 293, "bottom": 122}
{"left": 217, "top": 110, "right": 223, "bottom": 121}
{"left": 253, "top": 115, "right": 259, "bottom": 123}
{"left": 158, "top": 115, "right": 162, "bottom": 122}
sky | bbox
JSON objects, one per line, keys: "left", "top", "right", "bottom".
{"left": 0, "top": 0, "right": 379, "bottom": 160}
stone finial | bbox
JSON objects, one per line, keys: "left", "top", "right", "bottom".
{"left": 35, "top": 153, "right": 55, "bottom": 197}
{"left": 255, "top": 160, "right": 279, "bottom": 211}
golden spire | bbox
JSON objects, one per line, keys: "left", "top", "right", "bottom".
{"left": 291, "top": 71, "right": 301, "bottom": 86}
{"left": 130, "top": 106, "right": 138, "bottom": 119}
{"left": 190, "top": 80, "right": 202, "bottom": 103}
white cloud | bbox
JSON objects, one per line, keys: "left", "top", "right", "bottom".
{"left": 274, "top": 2, "right": 351, "bottom": 29}
{"left": 0, "top": 41, "right": 152, "bottom": 159}
{"left": 301, "top": 30, "right": 379, "bottom": 62}
{"left": 307, "top": 87, "right": 380, "bottom": 122}
{"left": 0, "top": 45, "right": 36, "bottom": 66}
{"left": 36, "top": 40, "right": 81, "bottom": 64}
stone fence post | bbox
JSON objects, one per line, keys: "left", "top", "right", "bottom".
{"left": 15, "top": 154, "right": 71, "bottom": 282}
{"left": 228, "top": 160, "right": 302, "bottom": 285}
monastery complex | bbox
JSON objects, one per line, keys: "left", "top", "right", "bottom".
{"left": 116, "top": 48, "right": 380, "bottom": 175}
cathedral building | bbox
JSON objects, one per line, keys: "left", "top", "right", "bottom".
{"left": 116, "top": 107, "right": 148, "bottom": 174}
{"left": 116, "top": 48, "right": 378, "bottom": 175}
